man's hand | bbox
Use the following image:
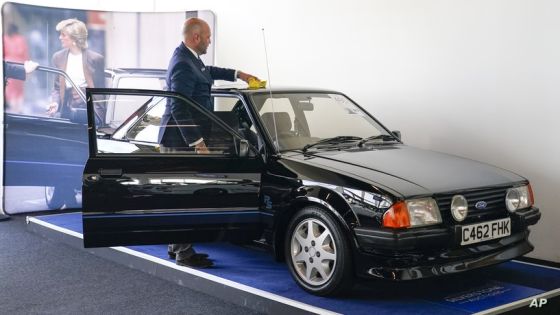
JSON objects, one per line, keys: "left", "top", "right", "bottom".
{"left": 237, "top": 71, "right": 259, "bottom": 83}
{"left": 23, "top": 60, "right": 38, "bottom": 74}
{"left": 195, "top": 141, "right": 210, "bottom": 154}
{"left": 46, "top": 102, "right": 58, "bottom": 116}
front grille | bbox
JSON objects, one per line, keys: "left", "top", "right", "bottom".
{"left": 435, "top": 186, "right": 509, "bottom": 224}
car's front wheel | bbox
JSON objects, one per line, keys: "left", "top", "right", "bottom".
{"left": 285, "top": 206, "right": 353, "bottom": 296}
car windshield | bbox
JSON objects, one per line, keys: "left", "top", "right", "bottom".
{"left": 250, "top": 92, "right": 393, "bottom": 151}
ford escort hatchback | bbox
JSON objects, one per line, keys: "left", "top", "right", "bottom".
{"left": 82, "top": 87, "right": 541, "bottom": 296}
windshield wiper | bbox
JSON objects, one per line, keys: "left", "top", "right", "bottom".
{"left": 302, "top": 136, "right": 363, "bottom": 152}
{"left": 357, "top": 134, "right": 398, "bottom": 147}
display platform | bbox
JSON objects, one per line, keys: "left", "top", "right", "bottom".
{"left": 27, "top": 212, "right": 560, "bottom": 315}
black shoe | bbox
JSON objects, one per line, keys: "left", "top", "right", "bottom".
{"left": 176, "top": 256, "right": 213, "bottom": 268}
{"left": 168, "top": 252, "right": 209, "bottom": 260}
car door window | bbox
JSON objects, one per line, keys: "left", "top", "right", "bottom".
{"left": 107, "top": 76, "right": 167, "bottom": 127}
{"left": 213, "top": 95, "right": 262, "bottom": 149}
{"left": 89, "top": 90, "right": 242, "bottom": 156}
{"left": 6, "top": 66, "right": 84, "bottom": 119}
{"left": 125, "top": 97, "right": 165, "bottom": 143}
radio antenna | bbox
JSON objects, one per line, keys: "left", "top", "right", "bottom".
{"left": 262, "top": 28, "right": 279, "bottom": 151}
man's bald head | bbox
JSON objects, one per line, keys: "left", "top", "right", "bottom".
{"left": 182, "top": 18, "right": 211, "bottom": 55}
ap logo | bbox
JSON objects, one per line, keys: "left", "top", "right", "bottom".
{"left": 529, "top": 298, "right": 547, "bottom": 308}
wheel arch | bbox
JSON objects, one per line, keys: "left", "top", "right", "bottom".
{"left": 272, "top": 185, "right": 360, "bottom": 262}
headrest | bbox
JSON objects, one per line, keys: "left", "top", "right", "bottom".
{"left": 261, "top": 112, "right": 292, "bottom": 133}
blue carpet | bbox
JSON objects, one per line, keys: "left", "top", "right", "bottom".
{"left": 38, "top": 212, "right": 560, "bottom": 314}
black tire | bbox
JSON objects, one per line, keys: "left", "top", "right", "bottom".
{"left": 45, "top": 186, "right": 77, "bottom": 210}
{"left": 284, "top": 206, "right": 354, "bottom": 296}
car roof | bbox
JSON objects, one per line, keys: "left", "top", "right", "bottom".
{"left": 105, "top": 68, "right": 166, "bottom": 77}
{"left": 212, "top": 86, "right": 341, "bottom": 95}
{"left": 104, "top": 68, "right": 341, "bottom": 95}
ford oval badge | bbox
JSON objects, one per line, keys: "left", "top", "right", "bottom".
{"left": 475, "top": 201, "right": 487, "bottom": 209}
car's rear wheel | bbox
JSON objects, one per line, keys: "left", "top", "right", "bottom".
{"left": 285, "top": 206, "right": 353, "bottom": 296}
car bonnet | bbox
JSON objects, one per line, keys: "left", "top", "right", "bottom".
{"left": 285, "top": 145, "right": 526, "bottom": 197}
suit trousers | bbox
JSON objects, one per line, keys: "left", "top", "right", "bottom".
{"left": 168, "top": 243, "right": 195, "bottom": 260}
{"left": 161, "top": 145, "right": 196, "bottom": 261}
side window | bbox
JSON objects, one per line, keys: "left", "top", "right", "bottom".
{"left": 213, "top": 96, "right": 239, "bottom": 112}
{"left": 105, "top": 76, "right": 167, "bottom": 128}
{"left": 90, "top": 92, "right": 238, "bottom": 156}
{"left": 125, "top": 97, "right": 165, "bottom": 143}
{"left": 7, "top": 67, "right": 85, "bottom": 120}
{"left": 213, "top": 95, "right": 261, "bottom": 148}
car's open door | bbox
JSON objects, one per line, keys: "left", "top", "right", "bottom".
{"left": 82, "top": 88, "right": 264, "bottom": 247}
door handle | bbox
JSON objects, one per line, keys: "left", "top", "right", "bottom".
{"left": 84, "top": 175, "right": 100, "bottom": 183}
{"left": 99, "top": 168, "right": 123, "bottom": 178}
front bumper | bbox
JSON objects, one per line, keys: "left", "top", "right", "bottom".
{"left": 352, "top": 206, "right": 541, "bottom": 280}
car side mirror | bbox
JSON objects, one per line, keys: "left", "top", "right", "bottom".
{"left": 392, "top": 130, "right": 401, "bottom": 141}
{"left": 239, "top": 139, "right": 249, "bottom": 158}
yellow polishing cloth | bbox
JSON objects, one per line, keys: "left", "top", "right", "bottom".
{"left": 248, "top": 78, "right": 267, "bottom": 89}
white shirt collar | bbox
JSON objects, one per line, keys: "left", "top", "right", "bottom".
{"left": 185, "top": 45, "right": 200, "bottom": 60}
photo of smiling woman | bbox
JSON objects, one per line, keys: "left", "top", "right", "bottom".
{"left": 47, "top": 18, "right": 105, "bottom": 123}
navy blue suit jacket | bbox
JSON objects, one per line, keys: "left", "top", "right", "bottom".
{"left": 4, "top": 61, "right": 26, "bottom": 81}
{"left": 158, "top": 42, "right": 236, "bottom": 147}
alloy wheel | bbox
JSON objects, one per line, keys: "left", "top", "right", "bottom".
{"left": 290, "top": 218, "right": 337, "bottom": 286}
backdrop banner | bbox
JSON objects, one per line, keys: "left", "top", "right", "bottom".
{"left": 2, "top": 2, "right": 215, "bottom": 213}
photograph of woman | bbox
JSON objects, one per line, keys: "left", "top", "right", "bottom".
{"left": 47, "top": 18, "right": 105, "bottom": 123}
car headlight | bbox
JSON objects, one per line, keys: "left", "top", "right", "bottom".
{"left": 450, "top": 195, "right": 468, "bottom": 222}
{"left": 383, "top": 197, "right": 442, "bottom": 228}
{"left": 506, "top": 184, "right": 534, "bottom": 212}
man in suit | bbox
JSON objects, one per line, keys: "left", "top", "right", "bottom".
{"left": 4, "top": 60, "right": 38, "bottom": 81}
{"left": 2, "top": 59, "right": 37, "bottom": 220}
{"left": 3, "top": 60, "right": 38, "bottom": 115}
{"left": 160, "top": 18, "right": 258, "bottom": 268}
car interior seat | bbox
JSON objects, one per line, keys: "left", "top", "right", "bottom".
{"left": 261, "top": 112, "right": 293, "bottom": 136}
{"left": 261, "top": 112, "right": 302, "bottom": 149}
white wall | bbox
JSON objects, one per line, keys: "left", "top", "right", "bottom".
{"left": 2, "top": 0, "right": 559, "bottom": 262}
{"left": 104, "top": 12, "right": 186, "bottom": 68}
{"left": 157, "top": 0, "right": 560, "bottom": 263}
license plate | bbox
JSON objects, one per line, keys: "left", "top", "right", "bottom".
{"left": 460, "top": 218, "right": 511, "bottom": 246}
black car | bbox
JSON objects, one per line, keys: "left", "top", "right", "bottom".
{"left": 4, "top": 64, "right": 90, "bottom": 210}
{"left": 82, "top": 87, "right": 541, "bottom": 296}
{"left": 3, "top": 62, "right": 166, "bottom": 210}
